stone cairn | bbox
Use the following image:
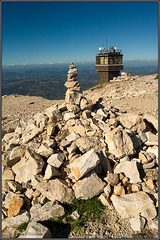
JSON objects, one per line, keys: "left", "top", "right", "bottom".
{"left": 65, "top": 62, "right": 92, "bottom": 113}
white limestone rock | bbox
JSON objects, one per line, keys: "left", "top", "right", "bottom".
{"left": 21, "top": 124, "right": 42, "bottom": 144}
{"left": 2, "top": 211, "right": 30, "bottom": 230}
{"left": 43, "top": 164, "right": 61, "bottom": 179}
{"left": 147, "top": 146, "right": 158, "bottom": 159}
{"left": 70, "top": 210, "right": 80, "bottom": 220}
{"left": 30, "top": 201, "right": 65, "bottom": 222}
{"left": 68, "top": 148, "right": 100, "bottom": 181}
{"left": 12, "top": 149, "right": 44, "bottom": 184}
{"left": 73, "top": 173, "right": 106, "bottom": 200}
{"left": 129, "top": 215, "right": 146, "bottom": 232}
{"left": 114, "top": 161, "right": 141, "bottom": 183}
{"left": 9, "top": 146, "right": 26, "bottom": 167}
{"left": 143, "top": 113, "right": 158, "bottom": 131}
{"left": 65, "top": 90, "right": 83, "bottom": 106}
{"left": 111, "top": 191, "right": 157, "bottom": 221}
{"left": 118, "top": 113, "right": 147, "bottom": 133}
{"left": 64, "top": 112, "right": 77, "bottom": 121}
{"left": 31, "top": 177, "right": 73, "bottom": 203}
{"left": 47, "top": 152, "right": 65, "bottom": 169}
{"left": 66, "top": 131, "right": 79, "bottom": 142}
{"left": 19, "top": 221, "right": 51, "bottom": 238}
{"left": 148, "top": 218, "right": 158, "bottom": 231}
{"left": 104, "top": 128, "right": 135, "bottom": 158}
{"left": 33, "top": 112, "right": 48, "bottom": 129}
{"left": 36, "top": 143, "right": 54, "bottom": 157}
{"left": 145, "top": 131, "right": 158, "bottom": 146}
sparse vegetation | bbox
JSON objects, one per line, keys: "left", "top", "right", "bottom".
{"left": 154, "top": 74, "right": 158, "bottom": 79}
{"left": 90, "top": 82, "right": 112, "bottom": 91}
{"left": 14, "top": 222, "right": 29, "bottom": 238}
{"left": 49, "top": 197, "right": 105, "bottom": 231}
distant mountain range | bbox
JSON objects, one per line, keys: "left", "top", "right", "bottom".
{"left": 2, "top": 60, "right": 158, "bottom": 100}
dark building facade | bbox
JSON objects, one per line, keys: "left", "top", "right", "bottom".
{"left": 95, "top": 47, "right": 123, "bottom": 84}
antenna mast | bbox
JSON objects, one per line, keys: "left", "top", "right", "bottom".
{"left": 106, "top": 38, "right": 108, "bottom": 51}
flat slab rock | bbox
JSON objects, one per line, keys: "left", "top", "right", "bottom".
{"left": 2, "top": 211, "right": 30, "bottom": 230}
{"left": 68, "top": 148, "right": 100, "bottom": 181}
{"left": 19, "top": 221, "right": 51, "bottom": 238}
{"left": 111, "top": 191, "right": 157, "bottom": 221}
{"left": 73, "top": 172, "right": 106, "bottom": 200}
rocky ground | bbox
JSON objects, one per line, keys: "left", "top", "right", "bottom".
{"left": 2, "top": 69, "right": 158, "bottom": 239}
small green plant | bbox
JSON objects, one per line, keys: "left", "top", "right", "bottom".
{"left": 154, "top": 74, "right": 158, "bottom": 79}
{"left": 16, "top": 222, "right": 29, "bottom": 232}
{"left": 14, "top": 222, "right": 29, "bottom": 238}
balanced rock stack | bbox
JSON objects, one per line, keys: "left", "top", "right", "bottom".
{"left": 65, "top": 62, "right": 92, "bottom": 112}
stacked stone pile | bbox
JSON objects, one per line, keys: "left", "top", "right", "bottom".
{"left": 111, "top": 71, "right": 139, "bottom": 82}
{"left": 65, "top": 62, "right": 92, "bottom": 113}
{"left": 2, "top": 64, "right": 158, "bottom": 238}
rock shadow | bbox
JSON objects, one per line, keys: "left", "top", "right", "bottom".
{"left": 40, "top": 220, "right": 71, "bottom": 238}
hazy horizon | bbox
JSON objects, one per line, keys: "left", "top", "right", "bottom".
{"left": 2, "top": 59, "right": 158, "bottom": 68}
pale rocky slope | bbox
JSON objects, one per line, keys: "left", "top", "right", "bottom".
{"left": 2, "top": 67, "right": 158, "bottom": 238}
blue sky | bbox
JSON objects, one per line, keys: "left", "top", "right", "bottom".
{"left": 2, "top": 2, "right": 158, "bottom": 65}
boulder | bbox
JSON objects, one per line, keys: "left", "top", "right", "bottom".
{"left": 104, "top": 128, "right": 135, "bottom": 158}
{"left": 138, "top": 150, "right": 156, "bottom": 164}
{"left": 9, "top": 146, "right": 26, "bottom": 167}
{"left": 98, "top": 193, "right": 111, "bottom": 207}
{"left": 2, "top": 225, "right": 20, "bottom": 238}
{"left": 113, "top": 185, "right": 125, "bottom": 196}
{"left": 8, "top": 196, "right": 24, "bottom": 218}
{"left": 64, "top": 112, "right": 77, "bottom": 121}
{"left": 22, "top": 124, "right": 42, "bottom": 144}
{"left": 104, "top": 173, "right": 119, "bottom": 186}
{"left": 68, "top": 149, "right": 100, "bottom": 181}
{"left": 36, "top": 143, "right": 54, "bottom": 157}
{"left": 33, "top": 112, "right": 48, "bottom": 129}
{"left": 68, "top": 125, "right": 86, "bottom": 136}
{"left": 75, "top": 137, "right": 95, "bottom": 153}
{"left": 111, "top": 191, "right": 157, "bottom": 221}
{"left": 2, "top": 169, "right": 15, "bottom": 181}
{"left": 145, "top": 132, "right": 158, "bottom": 146}
{"left": 65, "top": 90, "right": 83, "bottom": 105}
{"left": 19, "top": 221, "right": 51, "bottom": 238}
{"left": 80, "top": 98, "right": 92, "bottom": 111}
{"left": 2, "top": 211, "right": 30, "bottom": 230}
{"left": 129, "top": 215, "right": 146, "bottom": 232}
{"left": 114, "top": 161, "right": 141, "bottom": 183}
{"left": 12, "top": 149, "right": 44, "bottom": 184}
{"left": 148, "top": 218, "right": 158, "bottom": 231}
{"left": 66, "top": 131, "right": 79, "bottom": 142}
{"left": 30, "top": 201, "right": 65, "bottom": 222}
{"left": 31, "top": 178, "right": 73, "bottom": 203}
{"left": 4, "top": 192, "right": 21, "bottom": 209}
{"left": 143, "top": 113, "right": 158, "bottom": 131}
{"left": 47, "top": 152, "right": 65, "bottom": 169}
{"left": 43, "top": 164, "right": 61, "bottom": 179}
{"left": 147, "top": 146, "right": 158, "bottom": 159}
{"left": 73, "top": 173, "right": 106, "bottom": 200}
{"left": 118, "top": 113, "right": 147, "bottom": 133}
